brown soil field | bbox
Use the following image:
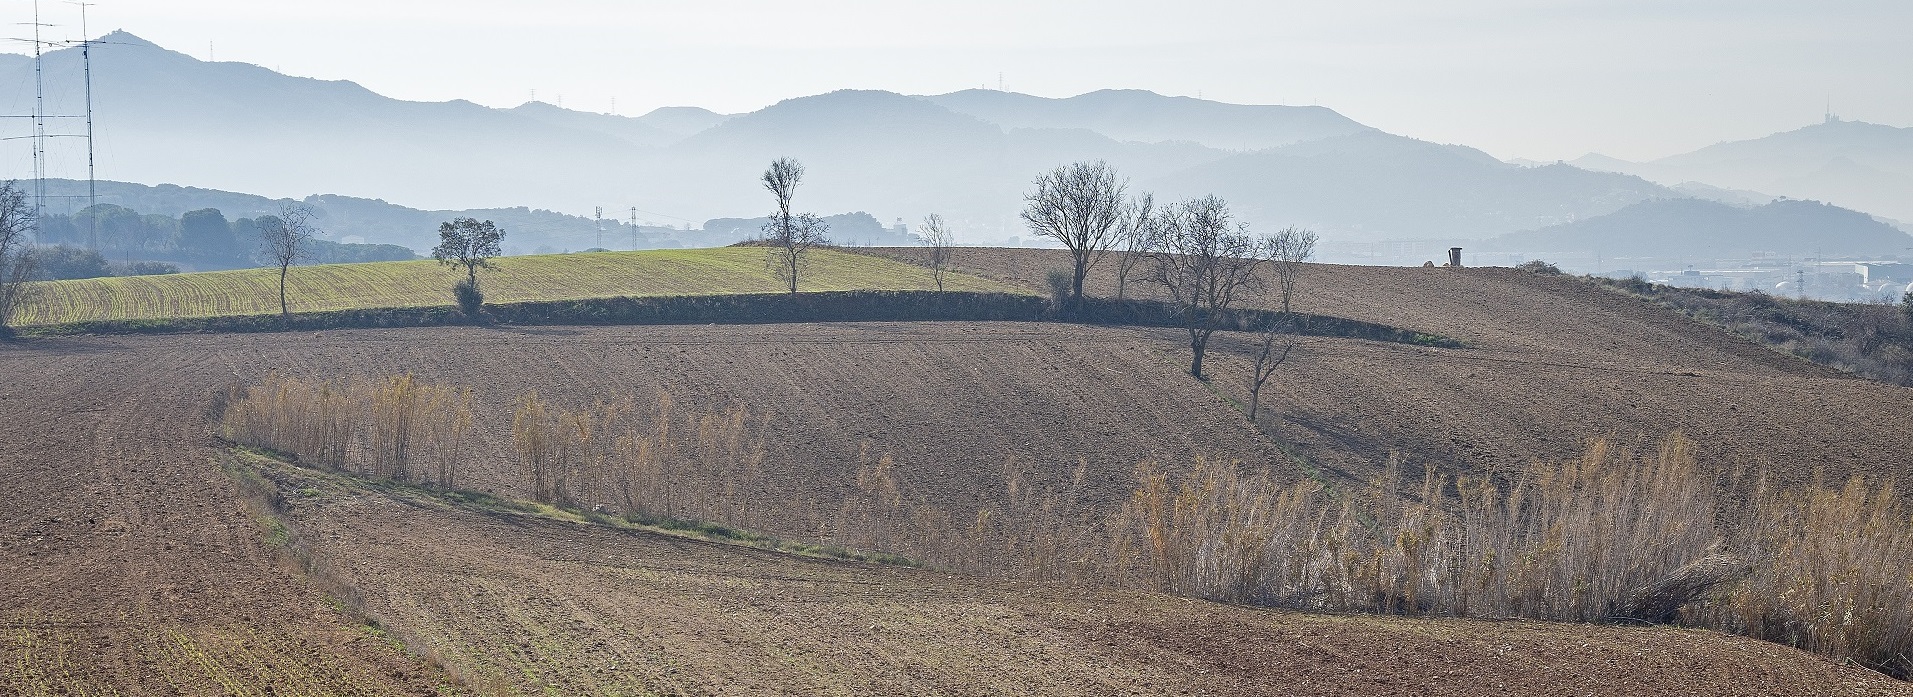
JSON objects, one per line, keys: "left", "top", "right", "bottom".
{"left": 863, "top": 247, "right": 1913, "bottom": 495}
{"left": 4, "top": 252, "right": 1911, "bottom": 693}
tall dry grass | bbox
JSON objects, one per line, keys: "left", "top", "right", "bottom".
{"left": 222, "top": 372, "right": 474, "bottom": 489}
{"left": 1102, "top": 434, "right": 1913, "bottom": 677}
{"left": 1108, "top": 436, "right": 1719, "bottom": 619}
{"left": 1713, "top": 476, "right": 1913, "bottom": 677}
{"left": 509, "top": 391, "right": 766, "bottom": 527}
{"left": 220, "top": 375, "right": 1913, "bottom": 677}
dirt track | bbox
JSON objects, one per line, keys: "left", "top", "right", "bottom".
{"left": 4, "top": 257, "right": 1912, "bottom": 693}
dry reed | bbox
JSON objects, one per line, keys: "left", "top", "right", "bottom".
{"left": 222, "top": 372, "right": 474, "bottom": 489}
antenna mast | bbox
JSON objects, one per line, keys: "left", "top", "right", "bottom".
{"left": 594, "top": 206, "right": 603, "bottom": 248}
{"left": 30, "top": 0, "right": 48, "bottom": 234}
{"left": 72, "top": 1, "right": 96, "bottom": 249}
{"left": 629, "top": 207, "right": 637, "bottom": 250}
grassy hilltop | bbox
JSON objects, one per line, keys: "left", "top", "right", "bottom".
{"left": 16, "top": 247, "right": 1024, "bottom": 325}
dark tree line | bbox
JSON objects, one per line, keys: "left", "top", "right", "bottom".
{"left": 32, "top": 204, "right": 414, "bottom": 278}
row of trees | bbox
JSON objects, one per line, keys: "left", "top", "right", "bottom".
{"left": 738, "top": 158, "right": 1314, "bottom": 420}
{"left": 33, "top": 204, "right": 413, "bottom": 271}
{"left": 1013, "top": 160, "right": 1317, "bottom": 419}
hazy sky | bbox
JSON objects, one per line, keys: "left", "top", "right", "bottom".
{"left": 8, "top": 0, "right": 1911, "bottom": 161}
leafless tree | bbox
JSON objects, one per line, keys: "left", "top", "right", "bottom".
{"left": 1247, "top": 226, "right": 1316, "bottom": 421}
{"left": 1246, "top": 319, "right": 1300, "bottom": 422}
{"left": 1147, "top": 195, "right": 1268, "bottom": 378}
{"left": 0, "top": 182, "right": 39, "bottom": 332}
{"left": 917, "top": 213, "right": 955, "bottom": 292}
{"left": 1113, "top": 192, "right": 1155, "bottom": 302}
{"left": 1267, "top": 226, "right": 1318, "bottom": 316}
{"left": 258, "top": 202, "right": 317, "bottom": 316}
{"left": 1021, "top": 160, "right": 1128, "bottom": 309}
{"left": 760, "top": 157, "right": 830, "bottom": 293}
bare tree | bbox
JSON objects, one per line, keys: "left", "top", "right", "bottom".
{"left": 1246, "top": 319, "right": 1300, "bottom": 422}
{"left": 1147, "top": 195, "right": 1268, "bottom": 378}
{"left": 917, "top": 213, "right": 955, "bottom": 292}
{"left": 432, "top": 217, "right": 506, "bottom": 315}
{"left": 258, "top": 203, "right": 318, "bottom": 316}
{"left": 1113, "top": 192, "right": 1155, "bottom": 302}
{"left": 0, "top": 182, "right": 38, "bottom": 333}
{"left": 1247, "top": 226, "right": 1316, "bottom": 421}
{"left": 1020, "top": 160, "right": 1128, "bottom": 309}
{"left": 1267, "top": 226, "right": 1318, "bottom": 316}
{"left": 760, "top": 157, "right": 830, "bottom": 293}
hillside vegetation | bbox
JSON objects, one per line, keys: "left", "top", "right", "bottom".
{"left": 16, "top": 247, "right": 1022, "bottom": 325}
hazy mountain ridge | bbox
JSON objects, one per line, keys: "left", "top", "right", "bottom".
{"left": 6, "top": 31, "right": 1894, "bottom": 249}
{"left": 1479, "top": 197, "right": 1913, "bottom": 260}
{"left": 1571, "top": 119, "right": 1913, "bottom": 222}
{"left": 1151, "top": 132, "right": 1676, "bottom": 241}
{"left": 919, "top": 88, "right": 1373, "bottom": 150}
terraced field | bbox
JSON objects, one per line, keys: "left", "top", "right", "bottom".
{"left": 16, "top": 247, "right": 1021, "bottom": 325}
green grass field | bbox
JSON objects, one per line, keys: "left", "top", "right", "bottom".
{"left": 18, "top": 248, "right": 1028, "bottom": 325}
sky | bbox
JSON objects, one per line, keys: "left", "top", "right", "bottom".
{"left": 4, "top": 0, "right": 1911, "bottom": 162}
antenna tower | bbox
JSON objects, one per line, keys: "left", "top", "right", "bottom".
{"left": 30, "top": 0, "right": 48, "bottom": 232}
{"left": 629, "top": 207, "right": 637, "bottom": 250}
{"left": 594, "top": 206, "right": 603, "bottom": 248}
{"left": 71, "top": 1, "right": 96, "bottom": 249}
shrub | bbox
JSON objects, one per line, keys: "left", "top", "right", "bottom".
{"left": 115, "top": 261, "right": 180, "bottom": 276}
{"left": 36, "top": 245, "right": 111, "bottom": 280}
{"left": 1045, "top": 269, "right": 1073, "bottom": 308}
{"left": 453, "top": 278, "right": 484, "bottom": 317}
{"left": 1515, "top": 259, "right": 1562, "bottom": 275}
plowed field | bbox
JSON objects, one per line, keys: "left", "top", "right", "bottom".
{"left": 4, "top": 251, "right": 1911, "bottom": 693}
{"left": 861, "top": 247, "right": 1913, "bottom": 495}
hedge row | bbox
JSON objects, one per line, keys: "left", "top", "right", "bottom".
{"left": 18, "top": 290, "right": 1460, "bottom": 348}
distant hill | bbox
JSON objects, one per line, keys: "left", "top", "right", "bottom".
{"left": 505, "top": 101, "right": 681, "bottom": 148}
{"left": 1479, "top": 198, "right": 1913, "bottom": 260}
{"left": 646, "top": 89, "right": 1232, "bottom": 238}
{"left": 1571, "top": 119, "right": 1913, "bottom": 223}
{"left": 0, "top": 32, "right": 1831, "bottom": 245}
{"left": 1149, "top": 132, "right": 1676, "bottom": 241}
{"left": 699, "top": 212, "right": 916, "bottom": 248}
{"left": 920, "top": 89, "right": 1372, "bottom": 150}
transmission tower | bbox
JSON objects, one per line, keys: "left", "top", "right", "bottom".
{"left": 71, "top": 1, "right": 96, "bottom": 249}
{"left": 629, "top": 207, "right": 637, "bottom": 250}
{"left": 594, "top": 206, "right": 603, "bottom": 248}
{"left": 30, "top": 0, "right": 48, "bottom": 232}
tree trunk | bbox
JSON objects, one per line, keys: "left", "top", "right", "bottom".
{"left": 278, "top": 264, "right": 290, "bottom": 316}
{"left": 1072, "top": 255, "right": 1088, "bottom": 307}
{"left": 1189, "top": 335, "right": 1205, "bottom": 378}
{"left": 787, "top": 251, "right": 798, "bottom": 293}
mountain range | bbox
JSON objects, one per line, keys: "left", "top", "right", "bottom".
{"left": 0, "top": 31, "right": 1711, "bottom": 248}
{"left": 1570, "top": 119, "right": 1913, "bottom": 225}
{"left": 1479, "top": 198, "right": 1913, "bottom": 262}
